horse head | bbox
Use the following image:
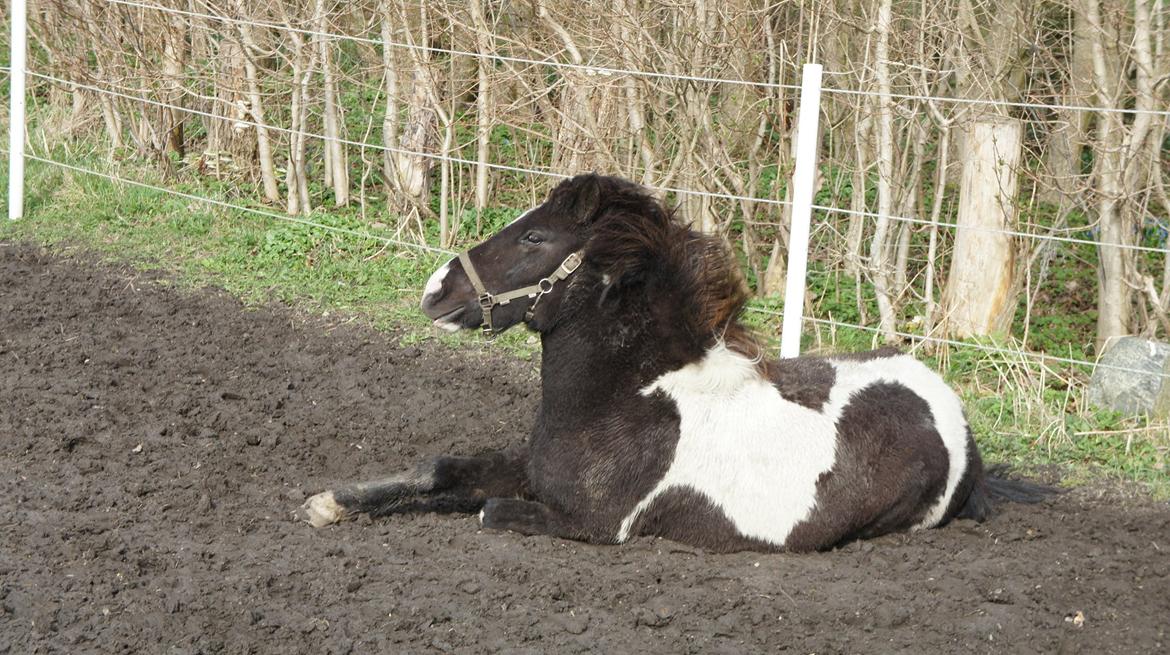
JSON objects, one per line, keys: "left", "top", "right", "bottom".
{"left": 421, "top": 174, "right": 642, "bottom": 335}
{"left": 422, "top": 173, "right": 756, "bottom": 367}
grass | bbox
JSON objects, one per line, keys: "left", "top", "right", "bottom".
{"left": 2, "top": 145, "right": 1168, "bottom": 499}
{"left": 0, "top": 146, "right": 542, "bottom": 360}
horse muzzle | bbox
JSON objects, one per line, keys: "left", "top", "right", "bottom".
{"left": 458, "top": 250, "right": 584, "bottom": 337}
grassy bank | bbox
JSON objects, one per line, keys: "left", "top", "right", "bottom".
{"left": 2, "top": 149, "right": 1167, "bottom": 497}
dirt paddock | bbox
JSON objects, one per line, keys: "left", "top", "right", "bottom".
{"left": 1, "top": 242, "right": 1167, "bottom": 654}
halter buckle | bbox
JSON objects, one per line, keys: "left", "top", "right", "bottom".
{"left": 477, "top": 293, "right": 495, "bottom": 336}
{"left": 560, "top": 252, "right": 583, "bottom": 275}
{"left": 457, "top": 248, "right": 585, "bottom": 337}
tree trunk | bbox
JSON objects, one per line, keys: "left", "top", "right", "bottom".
{"left": 316, "top": 0, "right": 349, "bottom": 207}
{"left": 160, "top": 20, "right": 186, "bottom": 158}
{"left": 394, "top": 3, "right": 435, "bottom": 216}
{"left": 234, "top": 14, "right": 281, "bottom": 204}
{"left": 286, "top": 29, "right": 316, "bottom": 216}
{"left": 380, "top": 1, "right": 401, "bottom": 192}
{"left": 470, "top": 0, "right": 492, "bottom": 215}
{"left": 941, "top": 119, "right": 1023, "bottom": 338}
{"left": 1042, "top": 6, "right": 1093, "bottom": 208}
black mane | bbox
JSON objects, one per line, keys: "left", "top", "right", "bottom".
{"left": 563, "top": 175, "right": 762, "bottom": 361}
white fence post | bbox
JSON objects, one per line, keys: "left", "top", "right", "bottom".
{"left": 8, "top": 0, "right": 27, "bottom": 220}
{"left": 779, "top": 63, "right": 823, "bottom": 358}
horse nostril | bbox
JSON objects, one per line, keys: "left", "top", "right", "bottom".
{"left": 420, "top": 290, "right": 450, "bottom": 318}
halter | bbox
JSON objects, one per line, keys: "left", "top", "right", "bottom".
{"left": 457, "top": 249, "right": 584, "bottom": 336}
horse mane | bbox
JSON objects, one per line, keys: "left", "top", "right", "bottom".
{"left": 575, "top": 175, "right": 764, "bottom": 363}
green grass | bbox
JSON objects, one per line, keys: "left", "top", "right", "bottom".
{"left": 2, "top": 148, "right": 1167, "bottom": 499}
{"left": 0, "top": 148, "right": 542, "bottom": 360}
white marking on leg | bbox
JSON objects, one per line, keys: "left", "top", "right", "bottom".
{"left": 300, "top": 491, "right": 347, "bottom": 528}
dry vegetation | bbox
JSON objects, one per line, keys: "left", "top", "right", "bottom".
{"left": 14, "top": 0, "right": 1170, "bottom": 354}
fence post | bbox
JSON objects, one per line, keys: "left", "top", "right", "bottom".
{"left": 779, "top": 63, "right": 823, "bottom": 358}
{"left": 8, "top": 0, "right": 27, "bottom": 220}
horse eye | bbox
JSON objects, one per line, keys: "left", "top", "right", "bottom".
{"left": 522, "top": 231, "right": 545, "bottom": 245}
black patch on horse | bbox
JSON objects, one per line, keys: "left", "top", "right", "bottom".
{"left": 784, "top": 381, "right": 949, "bottom": 551}
{"left": 626, "top": 487, "right": 776, "bottom": 553}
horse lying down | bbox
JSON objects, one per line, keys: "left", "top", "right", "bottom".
{"left": 299, "top": 173, "right": 1051, "bottom": 552}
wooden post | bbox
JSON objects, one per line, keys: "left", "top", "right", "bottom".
{"left": 941, "top": 118, "right": 1023, "bottom": 338}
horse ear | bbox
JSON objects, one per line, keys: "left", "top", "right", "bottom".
{"left": 572, "top": 174, "right": 603, "bottom": 222}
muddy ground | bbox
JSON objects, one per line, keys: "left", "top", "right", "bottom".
{"left": 1, "top": 242, "right": 1167, "bottom": 655}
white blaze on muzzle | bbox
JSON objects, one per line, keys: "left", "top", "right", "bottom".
{"left": 422, "top": 261, "right": 450, "bottom": 303}
{"left": 457, "top": 250, "right": 585, "bottom": 336}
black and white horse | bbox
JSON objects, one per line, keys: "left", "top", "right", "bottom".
{"left": 300, "top": 174, "right": 1046, "bottom": 552}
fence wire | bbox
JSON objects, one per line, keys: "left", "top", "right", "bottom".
{"left": 103, "top": 0, "right": 806, "bottom": 92}
{"left": 22, "top": 153, "right": 458, "bottom": 256}
{"left": 10, "top": 3, "right": 1170, "bottom": 384}
{"left": 24, "top": 69, "right": 1170, "bottom": 257}
{"left": 15, "top": 152, "right": 1164, "bottom": 382}
{"left": 24, "top": 70, "right": 797, "bottom": 210}
{"left": 819, "top": 84, "right": 1170, "bottom": 118}
{"left": 103, "top": 0, "right": 1170, "bottom": 118}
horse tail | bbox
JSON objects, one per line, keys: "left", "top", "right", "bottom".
{"left": 956, "top": 463, "right": 1059, "bottom": 523}
{"left": 984, "top": 464, "right": 1060, "bottom": 503}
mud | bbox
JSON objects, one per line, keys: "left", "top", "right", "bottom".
{"left": 1, "top": 242, "right": 1167, "bottom": 654}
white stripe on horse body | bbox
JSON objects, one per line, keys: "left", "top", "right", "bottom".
{"left": 619, "top": 343, "right": 836, "bottom": 543}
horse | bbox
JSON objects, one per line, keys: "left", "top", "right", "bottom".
{"left": 298, "top": 173, "right": 1048, "bottom": 552}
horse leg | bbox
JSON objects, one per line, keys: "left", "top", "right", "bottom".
{"left": 298, "top": 448, "right": 527, "bottom": 527}
{"left": 479, "top": 498, "right": 594, "bottom": 542}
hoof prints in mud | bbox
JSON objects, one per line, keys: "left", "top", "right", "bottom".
{"left": 1, "top": 242, "right": 1168, "bottom": 654}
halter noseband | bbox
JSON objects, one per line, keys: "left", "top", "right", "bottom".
{"left": 457, "top": 250, "right": 584, "bottom": 336}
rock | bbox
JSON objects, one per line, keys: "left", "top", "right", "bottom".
{"left": 1087, "top": 336, "right": 1170, "bottom": 417}
{"left": 554, "top": 612, "right": 589, "bottom": 635}
{"left": 456, "top": 579, "right": 481, "bottom": 595}
{"left": 632, "top": 596, "right": 674, "bottom": 628}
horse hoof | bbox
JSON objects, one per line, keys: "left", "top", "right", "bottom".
{"left": 298, "top": 491, "right": 346, "bottom": 527}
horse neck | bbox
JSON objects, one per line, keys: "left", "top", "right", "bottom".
{"left": 536, "top": 296, "right": 702, "bottom": 416}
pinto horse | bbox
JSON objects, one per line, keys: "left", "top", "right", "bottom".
{"left": 300, "top": 174, "right": 1046, "bottom": 552}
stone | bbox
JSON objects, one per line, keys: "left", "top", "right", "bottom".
{"left": 1087, "top": 336, "right": 1170, "bottom": 417}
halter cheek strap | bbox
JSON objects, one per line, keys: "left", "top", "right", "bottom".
{"left": 457, "top": 250, "right": 584, "bottom": 336}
